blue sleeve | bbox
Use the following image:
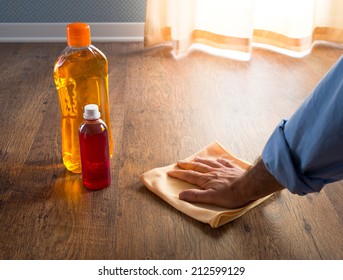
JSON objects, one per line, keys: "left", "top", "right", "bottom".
{"left": 262, "top": 56, "right": 343, "bottom": 195}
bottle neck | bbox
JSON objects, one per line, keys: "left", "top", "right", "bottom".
{"left": 84, "top": 118, "right": 100, "bottom": 122}
{"left": 67, "top": 44, "right": 92, "bottom": 50}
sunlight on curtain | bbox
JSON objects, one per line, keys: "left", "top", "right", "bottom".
{"left": 144, "top": 0, "right": 343, "bottom": 60}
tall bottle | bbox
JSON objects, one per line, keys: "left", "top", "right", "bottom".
{"left": 54, "top": 22, "right": 113, "bottom": 173}
{"left": 79, "top": 104, "right": 111, "bottom": 190}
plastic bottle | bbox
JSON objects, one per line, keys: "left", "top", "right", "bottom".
{"left": 53, "top": 22, "right": 113, "bottom": 173}
{"left": 79, "top": 104, "right": 111, "bottom": 190}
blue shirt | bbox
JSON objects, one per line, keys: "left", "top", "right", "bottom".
{"left": 262, "top": 56, "right": 343, "bottom": 195}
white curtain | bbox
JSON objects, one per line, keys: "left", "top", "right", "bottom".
{"left": 144, "top": 0, "right": 343, "bottom": 59}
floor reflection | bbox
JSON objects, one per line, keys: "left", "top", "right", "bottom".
{"left": 53, "top": 169, "right": 87, "bottom": 204}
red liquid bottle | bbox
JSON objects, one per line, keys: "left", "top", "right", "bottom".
{"left": 79, "top": 104, "right": 111, "bottom": 190}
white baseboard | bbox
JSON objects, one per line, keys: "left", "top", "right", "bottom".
{"left": 0, "top": 22, "right": 144, "bottom": 42}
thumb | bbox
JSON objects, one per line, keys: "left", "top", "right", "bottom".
{"left": 179, "top": 188, "right": 216, "bottom": 204}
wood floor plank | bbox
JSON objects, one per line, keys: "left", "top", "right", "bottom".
{"left": 0, "top": 42, "right": 343, "bottom": 259}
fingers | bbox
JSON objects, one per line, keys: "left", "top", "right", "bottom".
{"left": 179, "top": 188, "right": 217, "bottom": 205}
{"left": 216, "top": 157, "right": 236, "bottom": 168}
{"left": 177, "top": 156, "right": 236, "bottom": 171}
{"left": 176, "top": 160, "right": 213, "bottom": 173}
{"left": 194, "top": 157, "right": 223, "bottom": 168}
{"left": 168, "top": 169, "right": 205, "bottom": 187}
{"left": 169, "top": 157, "right": 240, "bottom": 189}
{"left": 176, "top": 156, "right": 231, "bottom": 173}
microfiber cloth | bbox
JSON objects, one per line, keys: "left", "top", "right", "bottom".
{"left": 140, "top": 141, "right": 273, "bottom": 228}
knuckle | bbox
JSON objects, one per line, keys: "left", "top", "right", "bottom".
{"left": 191, "top": 191, "right": 199, "bottom": 201}
{"left": 198, "top": 173, "right": 214, "bottom": 186}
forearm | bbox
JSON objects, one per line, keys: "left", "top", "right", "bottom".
{"left": 233, "top": 158, "right": 284, "bottom": 202}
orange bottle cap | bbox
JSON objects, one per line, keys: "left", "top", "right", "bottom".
{"left": 66, "top": 22, "right": 91, "bottom": 47}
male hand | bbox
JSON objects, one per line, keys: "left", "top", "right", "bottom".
{"left": 168, "top": 156, "right": 284, "bottom": 209}
{"left": 168, "top": 157, "right": 249, "bottom": 208}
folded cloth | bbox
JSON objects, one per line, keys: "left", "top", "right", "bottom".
{"left": 140, "top": 141, "right": 273, "bottom": 228}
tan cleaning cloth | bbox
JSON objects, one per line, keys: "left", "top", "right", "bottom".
{"left": 140, "top": 141, "right": 273, "bottom": 228}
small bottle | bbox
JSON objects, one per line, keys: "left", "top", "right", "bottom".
{"left": 79, "top": 104, "right": 111, "bottom": 190}
{"left": 54, "top": 22, "right": 113, "bottom": 173}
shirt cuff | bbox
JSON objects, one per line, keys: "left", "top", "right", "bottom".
{"left": 262, "top": 120, "right": 324, "bottom": 195}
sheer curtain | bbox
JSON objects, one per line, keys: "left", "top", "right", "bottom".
{"left": 144, "top": 0, "right": 343, "bottom": 59}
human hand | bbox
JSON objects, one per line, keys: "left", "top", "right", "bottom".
{"left": 168, "top": 156, "right": 284, "bottom": 209}
{"left": 167, "top": 156, "right": 249, "bottom": 208}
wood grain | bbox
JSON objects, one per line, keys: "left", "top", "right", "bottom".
{"left": 0, "top": 42, "right": 343, "bottom": 259}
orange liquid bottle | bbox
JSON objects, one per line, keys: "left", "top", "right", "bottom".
{"left": 54, "top": 23, "right": 113, "bottom": 173}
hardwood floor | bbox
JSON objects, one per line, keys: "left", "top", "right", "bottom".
{"left": 0, "top": 42, "right": 343, "bottom": 259}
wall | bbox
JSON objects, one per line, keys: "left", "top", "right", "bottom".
{"left": 0, "top": 0, "right": 146, "bottom": 22}
{"left": 0, "top": 0, "right": 146, "bottom": 42}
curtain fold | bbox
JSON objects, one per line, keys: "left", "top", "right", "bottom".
{"left": 144, "top": 0, "right": 343, "bottom": 59}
